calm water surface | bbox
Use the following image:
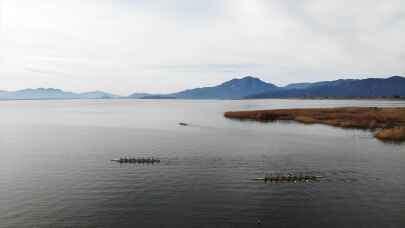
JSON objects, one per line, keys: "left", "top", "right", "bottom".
{"left": 0, "top": 99, "right": 404, "bottom": 227}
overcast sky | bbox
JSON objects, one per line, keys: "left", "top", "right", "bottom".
{"left": 0, "top": 0, "right": 404, "bottom": 95}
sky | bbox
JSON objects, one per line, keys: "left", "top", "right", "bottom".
{"left": 0, "top": 0, "right": 404, "bottom": 95}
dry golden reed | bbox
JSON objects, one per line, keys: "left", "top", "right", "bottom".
{"left": 225, "top": 107, "right": 405, "bottom": 142}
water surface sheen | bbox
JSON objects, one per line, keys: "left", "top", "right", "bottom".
{"left": 0, "top": 99, "right": 404, "bottom": 227}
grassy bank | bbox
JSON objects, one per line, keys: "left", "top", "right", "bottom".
{"left": 224, "top": 107, "right": 405, "bottom": 142}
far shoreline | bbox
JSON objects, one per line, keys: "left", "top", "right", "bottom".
{"left": 1, "top": 96, "right": 405, "bottom": 102}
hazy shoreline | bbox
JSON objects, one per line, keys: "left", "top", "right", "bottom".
{"left": 1, "top": 97, "right": 405, "bottom": 102}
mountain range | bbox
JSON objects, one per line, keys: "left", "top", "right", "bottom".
{"left": 168, "top": 75, "right": 405, "bottom": 99}
{"left": 1, "top": 75, "right": 404, "bottom": 100}
{"left": 170, "top": 76, "right": 277, "bottom": 99}
{"left": 0, "top": 88, "right": 118, "bottom": 100}
{"left": 246, "top": 76, "right": 405, "bottom": 99}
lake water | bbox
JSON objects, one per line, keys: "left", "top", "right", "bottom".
{"left": 0, "top": 99, "right": 404, "bottom": 228}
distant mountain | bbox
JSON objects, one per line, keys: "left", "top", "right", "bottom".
{"left": 248, "top": 76, "right": 405, "bottom": 99}
{"left": 140, "top": 95, "right": 177, "bottom": 99}
{"left": 171, "top": 76, "right": 278, "bottom": 99}
{"left": 127, "top": 93, "right": 153, "bottom": 99}
{"left": 0, "top": 88, "right": 117, "bottom": 100}
{"left": 78, "top": 91, "right": 118, "bottom": 99}
{"left": 127, "top": 93, "right": 176, "bottom": 99}
{"left": 284, "top": 83, "right": 313, "bottom": 89}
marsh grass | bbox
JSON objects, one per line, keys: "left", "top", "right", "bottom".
{"left": 224, "top": 107, "right": 405, "bottom": 142}
{"left": 374, "top": 127, "right": 405, "bottom": 142}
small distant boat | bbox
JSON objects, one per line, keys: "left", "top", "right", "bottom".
{"left": 179, "top": 122, "right": 189, "bottom": 126}
{"left": 253, "top": 175, "right": 322, "bottom": 182}
{"left": 111, "top": 157, "right": 160, "bottom": 164}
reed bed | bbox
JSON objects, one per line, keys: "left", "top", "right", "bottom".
{"left": 224, "top": 107, "right": 405, "bottom": 142}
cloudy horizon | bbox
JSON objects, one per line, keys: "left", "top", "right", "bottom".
{"left": 1, "top": 0, "right": 404, "bottom": 95}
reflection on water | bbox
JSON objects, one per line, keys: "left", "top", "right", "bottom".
{"left": 0, "top": 99, "right": 404, "bottom": 227}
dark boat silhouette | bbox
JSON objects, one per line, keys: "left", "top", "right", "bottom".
{"left": 254, "top": 175, "right": 322, "bottom": 182}
{"left": 111, "top": 158, "right": 160, "bottom": 164}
